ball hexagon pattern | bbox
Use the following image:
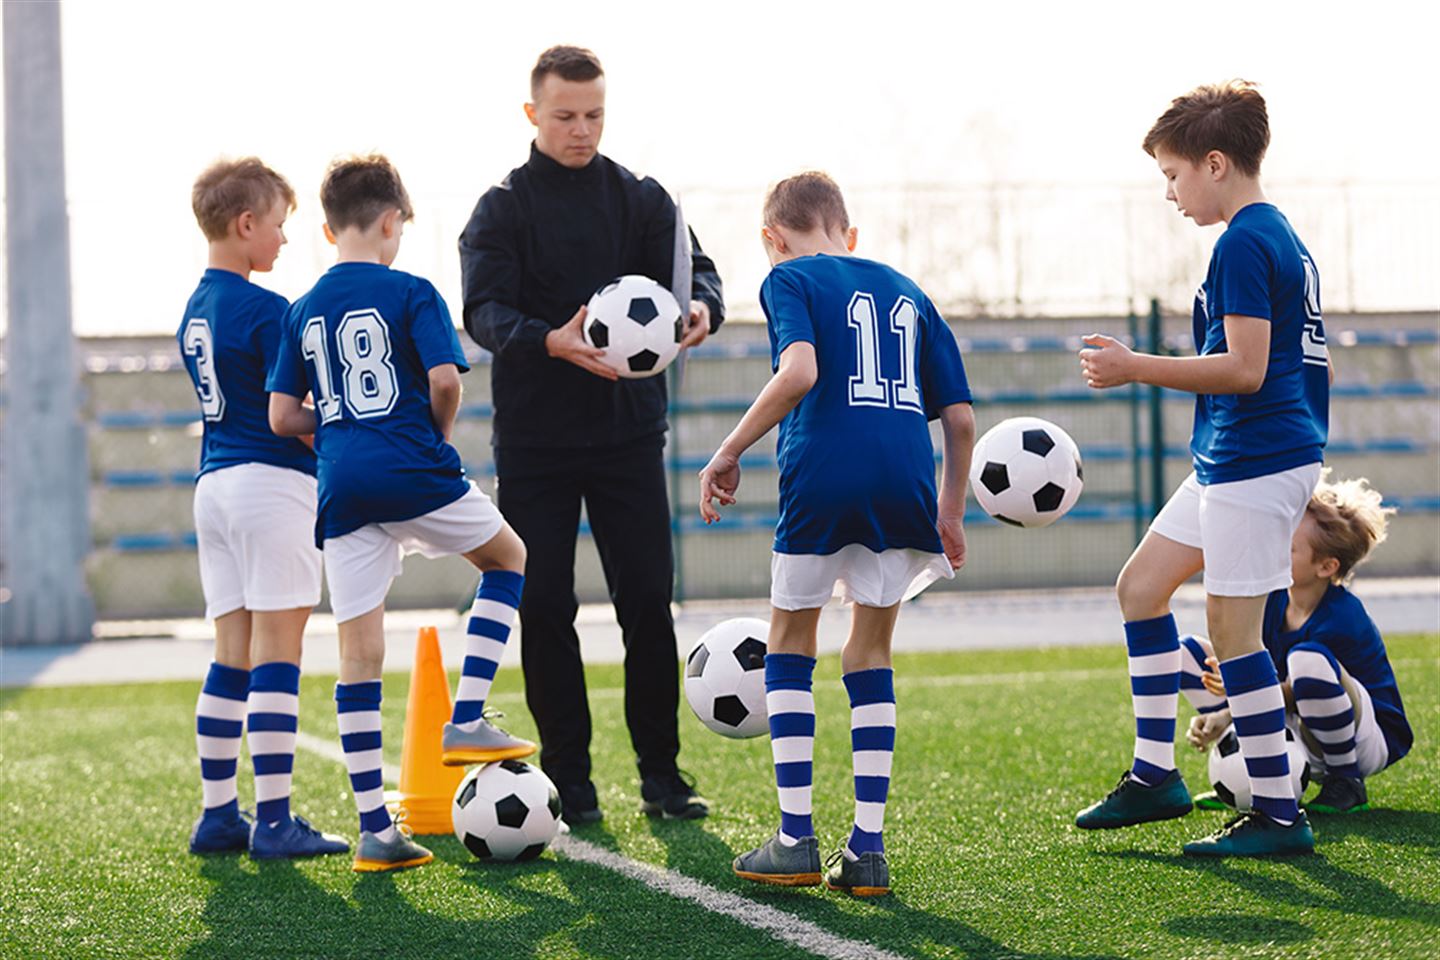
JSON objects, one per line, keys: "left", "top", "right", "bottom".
{"left": 452, "top": 759, "right": 561, "bottom": 862}
{"left": 583, "top": 275, "right": 683, "bottom": 379}
{"left": 968, "top": 416, "right": 1083, "bottom": 528}
{"left": 684, "top": 617, "right": 769, "bottom": 739}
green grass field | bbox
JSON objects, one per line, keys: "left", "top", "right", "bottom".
{"left": 2, "top": 635, "right": 1437, "bottom": 960}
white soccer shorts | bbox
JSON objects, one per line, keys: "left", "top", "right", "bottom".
{"left": 1150, "top": 462, "right": 1322, "bottom": 597}
{"left": 770, "top": 544, "right": 953, "bottom": 611}
{"left": 323, "top": 482, "right": 506, "bottom": 624}
{"left": 193, "top": 462, "right": 323, "bottom": 620}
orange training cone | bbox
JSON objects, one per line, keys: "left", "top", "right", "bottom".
{"left": 385, "top": 626, "right": 466, "bottom": 835}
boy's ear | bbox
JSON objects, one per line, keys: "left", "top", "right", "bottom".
{"left": 380, "top": 207, "right": 402, "bottom": 238}
{"left": 1205, "top": 150, "right": 1227, "bottom": 180}
{"left": 761, "top": 226, "right": 784, "bottom": 253}
{"left": 845, "top": 226, "right": 858, "bottom": 252}
{"left": 322, "top": 222, "right": 337, "bottom": 246}
{"left": 523, "top": 101, "right": 539, "bottom": 127}
{"left": 234, "top": 209, "right": 256, "bottom": 239}
{"left": 1318, "top": 554, "right": 1342, "bottom": 582}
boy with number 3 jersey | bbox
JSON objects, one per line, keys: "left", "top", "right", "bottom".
{"left": 699, "top": 172, "right": 974, "bottom": 896}
{"left": 267, "top": 155, "right": 532, "bottom": 872}
{"left": 1075, "top": 81, "right": 1329, "bottom": 856}
{"left": 180, "top": 158, "right": 347, "bottom": 862}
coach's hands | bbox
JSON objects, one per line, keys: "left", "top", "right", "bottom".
{"left": 938, "top": 513, "right": 967, "bottom": 571}
{"left": 698, "top": 449, "right": 740, "bottom": 524}
{"left": 1187, "top": 707, "right": 1232, "bottom": 751}
{"left": 546, "top": 305, "right": 619, "bottom": 381}
{"left": 1079, "top": 334, "right": 1135, "bottom": 389}
{"left": 680, "top": 300, "right": 712, "bottom": 349}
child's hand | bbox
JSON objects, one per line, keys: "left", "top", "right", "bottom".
{"left": 1201, "top": 656, "right": 1226, "bottom": 698}
{"left": 1079, "top": 334, "right": 1135, "bottom": 389}
{"left": 1187, "top": 708, "right": 1232, "bottom": 751}
{"left": 698, "top": 450, "right": 740, "bottom": 524}
{"left": 937, "top": 513, "right": 966, "bottom": 571}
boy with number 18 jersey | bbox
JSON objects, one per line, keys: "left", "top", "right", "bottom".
{"left": 180, "top": 158, "right": 347, "bottom": 862}
{"left": 267, "top": 155, "right": 532, "bottom": 872}
{"left": 699, "top": 172, "right": 974, "bottom": 896}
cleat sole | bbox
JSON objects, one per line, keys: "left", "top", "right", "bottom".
{"left": 826, "top": 880, "right": 890, "bottom": 897}
{"left": 734, "top": 869, "right": 822, "bottom": 887}
{"left": 352, "top": 853, "right": 434, "bottom": 873}
{"left": 1305, "top": 801, "right": 1370, "bottom": 815}
{"left": 1075, "top": 804, "right": 1192, "bottom": 830}
{"left": 441, "top": 743, "right": 536, "bottom": 766}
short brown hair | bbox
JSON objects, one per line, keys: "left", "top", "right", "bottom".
{"left": 1142, "top": 80, "right": 1270, "bottom": 177}
{"left": 1304, "top": 471, "right": 1395, "bottom": 584}
{"left": 763, "top": 171, "right": 850, "bottom": 235}
{"left": 191, "top": 158, "right": 295, "bottom": 241}
{"left": 319, "top": 154, "right": 414, "bottom": 232}
{"left": 531, "top": 45, "right": 604, "bottom": 99}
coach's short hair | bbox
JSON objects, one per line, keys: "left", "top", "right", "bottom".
{"left": 191, "top": 158, "right": 295, "bottom": 241}
{"left": 1142, "top": 80, "right": 1270, "bottom": 177}
{"left": 763, "top": 171, "right": 850, "bottom": 235}
{"left": 531, "top": 45, "right": 604, "bottom": 98}
{"left": 320, "top": 154, "right": 414, "bottom": 232}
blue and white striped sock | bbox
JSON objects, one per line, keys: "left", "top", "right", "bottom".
{"left": 765, "top": 653, "right": 816, "bottom": 845}
{"left": 844, "top": 668, "right": 895, "bottom": 860}
{"left": 335, "top": 681, "right": 395, "bottom": 841}
{"left": 196, "top": 662, "right": 249, "bottom": 818}
{"left": 248, "top": 662, "right": 300, "bottom": 826}
{"left": 1288, "top": 643, "right": 1361, "bottom": 779}
{"left": 1219, "top": 650, "right": 1299, "bottom": 825}
{"left": 453, "top": 570, "right": 524, "bottom": 726}
{"left": 1124, "top": 614, "right": 1180, "bottom": 786}
{"left": 1178, "top": 634, "right": 1227, "bottom": 715}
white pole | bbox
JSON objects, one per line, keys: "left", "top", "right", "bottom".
{"left": 2, "top": 1, "right": 95, "bottom": 644}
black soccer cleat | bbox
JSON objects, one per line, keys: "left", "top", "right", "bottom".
{"left": 1305, "top": 774, "right": 1370, "bottom": 815}
{"left": 640, "top": 769, "right": 710, "bottom": 820}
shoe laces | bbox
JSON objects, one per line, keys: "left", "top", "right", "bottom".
{"left": 481, "top": 707, "right": 517, "bottom": 734}
{"left": 824, "top": 847, "right": 847, "bottom": 870}
{"left": 1212, "top": 811, "right": 1257, "bottom": 838}
{"left": 391, "top": 809, "right": 416, "bottom": 840}
{"left": 1102, "top": 771, "right": 1133, "bottom": 801}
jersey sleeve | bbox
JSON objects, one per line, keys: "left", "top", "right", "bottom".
{"left": 409, "top": 279, "right": 470, "bottom": 374}
{"left": 265, "top": 304, "right": 309, "bottom": 398}
{"left": 1210, "top": 228, "right": 1273, "bottom": 320}
{"left": 251, "top": 292, "right": 292, "bottom": 378}
{"left": 760, "top": 267, "right": 814, "bottom": 366}
{"left": 919, "top": 300, "right": 972, "bottom": 419}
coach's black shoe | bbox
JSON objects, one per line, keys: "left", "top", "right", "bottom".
{"left": 1075, "top": 769, "right": 1192, "bottom": 829}
{"left": 558, "top": 780, "right": 603, "bottom": 826}
{"left": 1306, "top": 774, "right": 1370, "bottom": 815}
{"left": 641, "top": 770, "right": 710, "bottom": 820}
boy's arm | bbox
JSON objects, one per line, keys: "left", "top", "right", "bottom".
{"left": 269, "top": 392, "right": 317, "bottom": 438}
{"left": 428, "top": 363, "right": 463, "bottom": 442}
{"left": 936, "top": 402, "right": 975, "bottom": 570}
{"left": 698, "top": 342, "right": 817, "bottom": 523}
{"left": 1080, "top": 314, "right": 1270, "bottom": 394}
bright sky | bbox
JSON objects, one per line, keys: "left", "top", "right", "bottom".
{"left": 5, "top": 0, "right": 1439, "bottom": 333}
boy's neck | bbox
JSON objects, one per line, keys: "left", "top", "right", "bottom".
{"left": 334, "top": 241, "right": 387, "bottom": 265}
{"left": 1220, "top": 178, "right": 1269, "bottom": 224}
{"left": 779, "top": 231, "right": 851, "bottom": 262}
{"left": 1288, "top": 576, "right": 1330, "bottom": 619}
{"left": 207, "top": 243, "right": 252, "bottom": 280}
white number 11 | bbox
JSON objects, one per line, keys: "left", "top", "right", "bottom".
{"left": 846, "top": 291, "right": 921, "bottom": 413}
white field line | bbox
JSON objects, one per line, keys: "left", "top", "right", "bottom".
{"left": 290, "top": 732, "right": 909, "bottom": 960}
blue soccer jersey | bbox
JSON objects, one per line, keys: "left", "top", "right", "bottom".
{"left": 762, "top": 255, "right": 972, "bottom": 556}
{"left": 1190, "top": 203, "right": 1328, "bottom": 484}
{"left": 267, "top": 262, "right": 471, "bottom": 544}
{"left": 178, "top": 269, "right": 316, "bottom": 478}
{"left": 1264, "top": 585, "right": 1412, "bottom": 765}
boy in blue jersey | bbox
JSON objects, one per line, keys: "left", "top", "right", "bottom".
{"left": 180, "top": 158, "right": 348, "bottom": 862}
{"left": 268, "top": 155, "right": 533, "bottom": 872}
{"left": 1183, "top": 474, "right": 1411, "bottom": 814}
{"left": 1076, "top": 81, "right": 1330, "bottom": 856}
{"left": 699, "top": 173, "right": 974, "bottom": 896}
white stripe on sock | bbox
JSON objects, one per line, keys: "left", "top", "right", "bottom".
{"left": 195, "top": 734, "right": 240, "bottom": 760}
{"left": 765, "top": 689, "right": 813, "bottom": 715}
{"left": 850, "top": 702, "right": 896, "bottom": 729}
{"left": 1228, "top": 687, "right": 1283, "bottom": 716}
{"left": 253, "top": 773, "right": 290, "bottom": 802}
{"left": 196, "top": 693, "right": 247, "bottom": 719}
{"left": 1128, "top": 650, "right": 1178, "bottom": 675}
{"left": 469, "top": 598, "right": 518, "bottom": 626}
{"left": 770, "top": 737, "right": 813, "bottom": 764}
{"left": 1132, "top": 737, "right": 1174, "bottom": 768}
{"left": 337, "top": 712, "right": 381, "bottom": 735}
{"left": 776, "top": 785, "right": 812, "bottom": 811}
{"left": 1300, "top": 694, "right": 1354, "bottom": 719}
{"left": 853, "top": 800, "right": 887, "bottom": 833}
{"left": 246, "top": 730, "right": 295, "bottom": 755}
{"left": 852, "top": 750, "right": 893, "bottom": 778}
{"left": 463, "top": 634, "right": 507, "bottom": 664}
{"left": 1131, "top": 693, "right": 1178, "bottom": 718}
{"left": 247, "top": 691, "right": 299, "bottom": 715}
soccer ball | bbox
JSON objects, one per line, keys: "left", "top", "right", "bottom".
{"left": 584, "top": 275, "right": 684, "bottom": 379}
{"left": 969, "top": 416, "right": 1083, "bottom": 528}
{"left": 452, "top": 760, "right": 562, "bottom": 862}
{"left": 684, "top": 617, "right": 769, "bottom": 739}
{"left": 1208, "top": 726, "right": 1312, "bottom": 811}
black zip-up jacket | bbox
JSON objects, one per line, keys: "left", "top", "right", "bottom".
{"left": 459, "top": 144, "right": 725, "bottom": 449}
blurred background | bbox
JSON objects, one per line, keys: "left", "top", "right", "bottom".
{"left": 3, "top": 0, "right": 1437, "bottom": 632}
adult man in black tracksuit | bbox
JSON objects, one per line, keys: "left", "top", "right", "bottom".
{"left": 459, "top": 45, "right": 724, "bottom": 825}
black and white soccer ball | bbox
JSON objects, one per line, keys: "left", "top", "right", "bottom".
{"left": 1208, "top": 726, "right": 1311, "bottom": 811}
{"left": 684, "top": 617, "right": 768, "bottom": 739}
{"left": 452, "top": 759, "right": 562, "bottom": 862}
{"left": 969, "top": 416, "right": 1083, "bottom": 528}
{"left": 584, "top": 275, "right": 684, "bottom": 379}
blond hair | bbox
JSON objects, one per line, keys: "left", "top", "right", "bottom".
{"left": 191, "top": 157, "right": 295, "bottom": 241}
{"left": 763, "top": 171, "right": 850, "bottom": 235}
{"left": 1305, "top": 470, "right": 1394, "bottom": 584}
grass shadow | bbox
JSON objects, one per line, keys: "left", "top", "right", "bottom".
{"left": 1161, "top": 913, "right": 1313, "bottom": 944}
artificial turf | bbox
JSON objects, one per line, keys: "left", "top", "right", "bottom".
{"left": 2, "top": 635, "right": 1436, "bottom": 959}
